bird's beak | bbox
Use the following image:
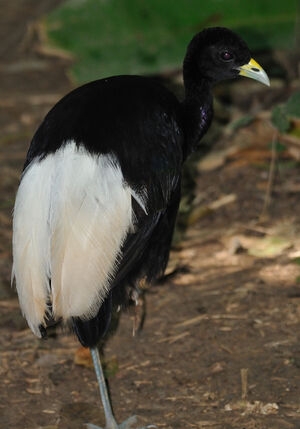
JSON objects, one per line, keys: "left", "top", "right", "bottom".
{"left": 237, "top": 58, "right": 270, "bottom": 86}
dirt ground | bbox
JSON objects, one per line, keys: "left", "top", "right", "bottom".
{"left": 1, "top": 3, "right": 300, "bottom": 429}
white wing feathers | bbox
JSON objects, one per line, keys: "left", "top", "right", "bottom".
{"left": 12, "top": 142, "right": 145, "bottom": 336}
{"left": 12, "top": 158, "right": 52, "bottom": 336}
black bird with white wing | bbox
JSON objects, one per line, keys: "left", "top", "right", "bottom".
{"left": 12, "top": 27, "right": 269, "bottom": 429}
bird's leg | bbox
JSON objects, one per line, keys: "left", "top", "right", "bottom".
{"left": 86, "top": 347, "right": 156, "bottom": 429}
{"left": 87, "top": 346, "right": 120, "bottom": 429}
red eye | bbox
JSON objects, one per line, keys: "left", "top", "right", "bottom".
{"left": 221, "top": 51, "right": 233, "bottom": 61}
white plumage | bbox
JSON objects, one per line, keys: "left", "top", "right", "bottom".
{"left": 12, "top": 141, "right": 146, "bottom": 336}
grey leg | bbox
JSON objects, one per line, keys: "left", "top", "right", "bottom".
{"left": 90, "top": 346, "right": 119, "bottom": 428}
{"left": 85, "top": 347, "right": 156, "bottom": 429}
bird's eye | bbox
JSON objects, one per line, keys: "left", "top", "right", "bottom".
{"left": 220, "top": 51, "right": 233, "bottom": 61}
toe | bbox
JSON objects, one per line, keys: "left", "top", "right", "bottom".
{"left": 85, "top": 415, "right": 157, "bottom": 429}
{"left": 85, "top": 424, "right": 103, "bottom": 429}
{"left": 139, "top": 426, "right": 157, "bottom": 429}
{"left": 119, "top": 415, "right": 137, "bottom": 428}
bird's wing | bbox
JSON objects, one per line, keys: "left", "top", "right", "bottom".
{"left": 73, "top": 183, "right": 181, "bottom": 348}
{"left": 13, "top": 142, "right": 147, "bottom": 336}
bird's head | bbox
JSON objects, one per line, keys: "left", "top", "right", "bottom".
{"left": 184, "top": 27, "right": 270, "bottom": 87}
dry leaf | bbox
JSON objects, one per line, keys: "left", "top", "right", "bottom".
{"left": 225, "top": 400, "right": 279, "bottom": 415}
{"left": 247, "top": 236, "right": 292, "bottom": 258}
{"left": 74, "top": 347, "right": 93, "bottom": 368}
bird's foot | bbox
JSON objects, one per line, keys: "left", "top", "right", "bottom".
{"left": 85, "top": 415, "right": 157, "bottom": 429}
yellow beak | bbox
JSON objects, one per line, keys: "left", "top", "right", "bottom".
{"left": 237, "top": 58, "right": 270, "bottom": 86}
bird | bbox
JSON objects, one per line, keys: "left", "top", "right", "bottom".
{"left": 12, "top": 27, "right": 269, "bottom": 429}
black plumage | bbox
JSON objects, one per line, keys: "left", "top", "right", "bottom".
{"left": 13, "top": 27, "right": 269, "bottom": 429}
{"left": 26, "top": 75, "right": 184, "bottom": 346}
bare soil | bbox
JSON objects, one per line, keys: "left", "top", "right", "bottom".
{"left": 1, "top": 3, "right": 300, "bottom": 429}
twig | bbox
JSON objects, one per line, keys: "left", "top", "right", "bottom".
{"left": 0, "top": 300, "right": 20, "bottom": 308}
{"left": 175, "top": 314, "right": 208, "bottom": 328}
{"left": 175, "top": 313, "right": 247, "bottom": 329}
{"left": 157, "top": 332, "right": 190, "bottom": 344}
{"left": 241, "top": 368, "right": 248, "bottom": 399}
{"left": 259, "top": 132, "right": 278, "bottom": 221}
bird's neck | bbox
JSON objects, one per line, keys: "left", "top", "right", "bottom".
{"left": 181, "top": 63, "right": 214, "bottom": 159}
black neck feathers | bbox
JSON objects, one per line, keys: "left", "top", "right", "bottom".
{"left": 181, "top": 38, "right": 214, "bottom": 158}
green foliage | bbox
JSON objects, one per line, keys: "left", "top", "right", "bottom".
{"left": 103, "top": 357, "right": 119, "bottom": 378}
{"left": 271, "top": 91, "right": 300, "bottom": 133}
{"left": 229, "top": 114, "right": 255, "bottom": 131}
{"left": 46, "top": 0, "right": 297, "bottom": 83}
{"left": 290, "top": 127, "right": 300, "bottom": 139}
{"left": 267, "top": 140, "right": 286, "bottom": 153}
{"left": 286, "top": 92, "right": 300, "bottom": 118}
{"left": 271, "top": 105, "right": 290, "bottom": 133}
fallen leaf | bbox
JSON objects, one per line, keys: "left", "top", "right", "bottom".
{"left": 210, "top": 362, "right": 225, "bottom": 374}
{"left": 224, "top": 400, "right": 279, "bottom": 415}
{"left": 74, "top": 347, "right": 93, "bottom": 368}
{"left": 197, "top": 150, "right": 228, "bottom": 171}
{"left": 247, "top": 236, "right": 292, "bottom": 258}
